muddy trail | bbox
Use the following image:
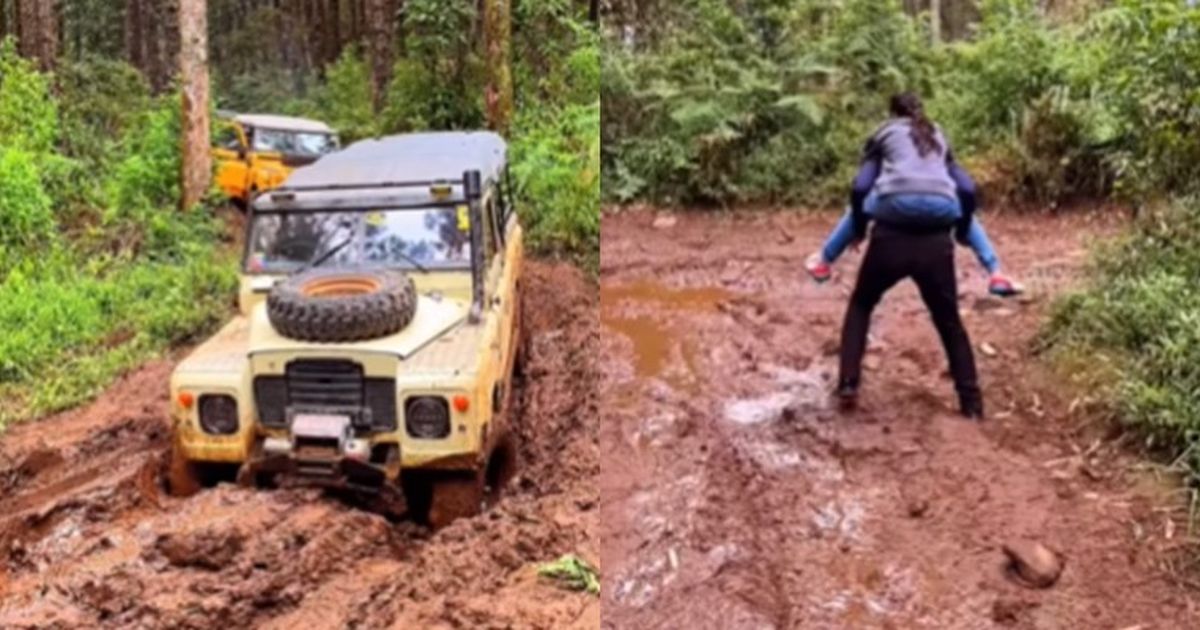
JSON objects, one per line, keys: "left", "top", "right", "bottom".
{"left": 601, "top": 210, "right": 1200, "bottom": 629}
{"left": 0, "top": 262, "right": 598, "bottom": 629}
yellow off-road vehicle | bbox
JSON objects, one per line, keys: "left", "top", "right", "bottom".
{"left": 169, "top": 132, "right": 523, "bottom": 526}
{"left": 212, "top": 112, "right": 340, "bottom": 205}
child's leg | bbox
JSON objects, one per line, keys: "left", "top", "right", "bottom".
{"left": 965, "top": 217, "right": 1000, "bottom": 275}
{"left": 821, "top": 209, "right": 856, "bottom": 264}
{"left": 821, "top": 194, "right": 877, "bottom": 263}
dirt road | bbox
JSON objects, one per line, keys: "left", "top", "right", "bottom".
{"left": 601, "top": 209, "right": 1199, "bottom": 629}
{"left": 0, "top": 262, "right": 598, "bottom": 629}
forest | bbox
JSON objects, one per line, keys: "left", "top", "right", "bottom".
{"left": 603, "top": 0, "right": 1200, "bottom": 486}
{"left": 0, "top": 0, "right": 600, "bottom": 424}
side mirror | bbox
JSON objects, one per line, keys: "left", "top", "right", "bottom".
{"left": 237, "top": 147, "right": 248, "bottom": 161}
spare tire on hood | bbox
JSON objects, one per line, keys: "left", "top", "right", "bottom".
{"left": 267, "top": 268, "right": 417, "bottom": 342}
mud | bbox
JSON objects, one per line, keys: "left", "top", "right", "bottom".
{"left": 0, "top": 262, "right": 598, "bottom": 629}
{"left": 601, "top": 209, "right": 1200, "bottom": 629}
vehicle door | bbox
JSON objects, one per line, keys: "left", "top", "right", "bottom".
{"left": 212, "top": 122, "right": 250, "bottom": 200}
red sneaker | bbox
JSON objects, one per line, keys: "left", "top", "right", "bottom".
{"left": 806, "top": 253, "right": 832, "bottom": 283}
{"left": 988, "top": 273, "right": 1023, "bottom": 297}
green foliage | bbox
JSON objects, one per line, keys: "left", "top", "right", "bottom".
{"left": 538, "top": 554, "right": 600, "bottom": 595}
{"left": 382, "top": 0, "right": 484, "bottom": 131}
{"left": 510, "top": 102, "right": 600, "bottom": 265}
{"left": 0, "top": 148, "right": 54, "bottom": 270}
{"left": 1044, "top": 199, "right": 1200, "bottom": 480}
{"left": 314, "top": 48, "right": 382, "bottom": 143}
{"left": 0, "top": 51, "right": 236, "bottom": 426}
{"left": 56, "top": 57, "right": 153, "bottom": 167}
{"left": 603, "top": 0, "right": 1200, "bottom": 207}
{"left": 602, "top": 0, "right": 930, "bottom": 205}
{"left": 0, "top": 39, "right": 58, "bottom": 153}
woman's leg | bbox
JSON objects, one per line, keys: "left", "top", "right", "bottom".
{"left": 837, "top": 230, "right": 907, "bottom": 399}
{"left": 910, "top": 234, "right": 983, "bottom": 417}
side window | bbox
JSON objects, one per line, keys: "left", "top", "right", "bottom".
{"left": 215, "top": 125, "right": 243, "bottom": 151}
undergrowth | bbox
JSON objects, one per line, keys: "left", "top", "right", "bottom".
{"left": 0, "top": 42, "right": 236, "bottom": 426}
{"left": 1043, "top": 198, "right": 1200, "bottom": 486}
{"left": 602, "top": 0, "right": 1199, "bottom": 209}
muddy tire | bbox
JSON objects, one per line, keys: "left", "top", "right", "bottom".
{"left": 267, "top": 268, "right": 417, "bottom": 342}
{"left": 411, "top": 436, "right": 516, "bottom": 529}
{"left": 426, "top": 471, "right": 487, "bottom": 529}
{"left": 165, "top": 441, "right": 203, "bottom": 497}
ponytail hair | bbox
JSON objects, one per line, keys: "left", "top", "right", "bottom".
{"left": 890, "top": 92, "right": 940, "bottom": 157}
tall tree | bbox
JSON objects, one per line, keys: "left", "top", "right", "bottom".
{"left": 930, "top": 0, "right": 941, "bottom": 43}
{"left": 179, "top": 0, "right": 211, "bottom": 209}
{"left": 482, "top": 0, "right": 512, "bottom": 134}
{"left": 16, "top": 0, "right": 57, "bottom": 69}
{"left": 364, "top": 0, "right": 394, "bottom": 111}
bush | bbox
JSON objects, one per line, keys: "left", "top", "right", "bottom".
{"left": 314, "top": 48, "right": 381, "bottom": 143}
{"left": 602, "top": 0, "right": 1200, "bottom": 208}
{"left": 0, "top": 148, "right": 55, "bottom": 270}
{"left": 1044, "top": 199, "right": 1200, "bottom": 476}
{"left": 0, "top": 51, "right": 237, "bottom": 426}
{"left": 510, "top": 102, "right": 600, "bottom": 265}
{"left": 0, "top": 39, "right": 58, "bottom": 153}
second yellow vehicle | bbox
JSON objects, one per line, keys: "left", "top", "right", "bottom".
{"left": 212, "top": 112, "right": 340, "bottom": 205}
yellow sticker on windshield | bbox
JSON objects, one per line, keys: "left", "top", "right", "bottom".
{"left": 366, "top": 211, "right": 386, "bottom": 227}
{"left": 457, "top": 205, "right": 470, "bottom": 231}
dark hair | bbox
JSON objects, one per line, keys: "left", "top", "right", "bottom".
{"left": 889, "top": 92, "right": 941, "bottom": 157}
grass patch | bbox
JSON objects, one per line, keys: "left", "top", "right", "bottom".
{"left": 537, "top": 554, "right": 600, "bottom": 595}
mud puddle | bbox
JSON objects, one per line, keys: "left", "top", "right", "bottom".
{"left": 0, "top": 262, "right": 598, "bottom": 630}
{"left": 601, "top": 209, "right": 1198, "bottom": 629}
{"left": 601, "top": 281, "right": 734, "bottom": 395}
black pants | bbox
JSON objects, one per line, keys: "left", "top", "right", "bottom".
{"left": 838, "top": 225, "right": 981, "bottom": 409}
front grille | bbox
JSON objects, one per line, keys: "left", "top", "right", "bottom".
{"left": 253, "top": 359, "right": 397, "bottom": 431}
{"left": 288, "top": 360, "right": 364, "bottom": 409}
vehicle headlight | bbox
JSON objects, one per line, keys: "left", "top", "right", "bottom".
{"left": 405, "top": 396, "right": 450, "bottom": 439}
{"left": 199, "top": 394, "right": 239, "bottom": 435}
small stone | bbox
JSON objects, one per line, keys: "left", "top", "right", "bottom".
{"left": 1003, "top": 540, "right": 1063, "bottom": 589}
{"left": 652, "top": 214, "right": 677, "bottom": 229}
{"left": 906, "top": 499, "right": 930, "bottom": 518}
{"left": 980, "top": 342, "right": 999, "bottom": 357}
{"left": 991, "top": 597, "right": 1038, "bottom": 625}
{"left": 864, "top": 355, "right": 882, "bottom": 371}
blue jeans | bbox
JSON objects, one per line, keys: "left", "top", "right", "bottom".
{"left": 821, "top": 193, "right": 1000, "bottom": 274}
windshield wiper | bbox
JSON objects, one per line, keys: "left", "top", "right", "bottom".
{"left": 395, "top": 251, "right": 430, "bottom": 274}
{"left": 297, "top": 236, "right": 353, "bottom": 273}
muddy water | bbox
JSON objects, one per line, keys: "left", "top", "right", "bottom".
{"left": 601, "top": 281, "right": 733, "bottom": 393}
{"left": 601, "top": 210, "right": 1198, "bottom": 629}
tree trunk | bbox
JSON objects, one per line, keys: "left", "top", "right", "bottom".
{"left": 482, "top": 0, "right": 513, "bottom": 134}
{"left": 930, "top": 0, "right": 941, "bottom": 44}
{"left": 179, "top": 0, "right": 211, "bottom": 210}
{"left": 364, "top": 0, "right": 394, "bottom": 111}
{"left": 16, "top": 0, "right": 55, "bottom": 69}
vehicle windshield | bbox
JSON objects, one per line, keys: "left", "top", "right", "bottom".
{"left": 251, "top": 128, "right": 338, "bottom": 156}
{"left": 245, "top": 207, "right": 471, "bottom": 274}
